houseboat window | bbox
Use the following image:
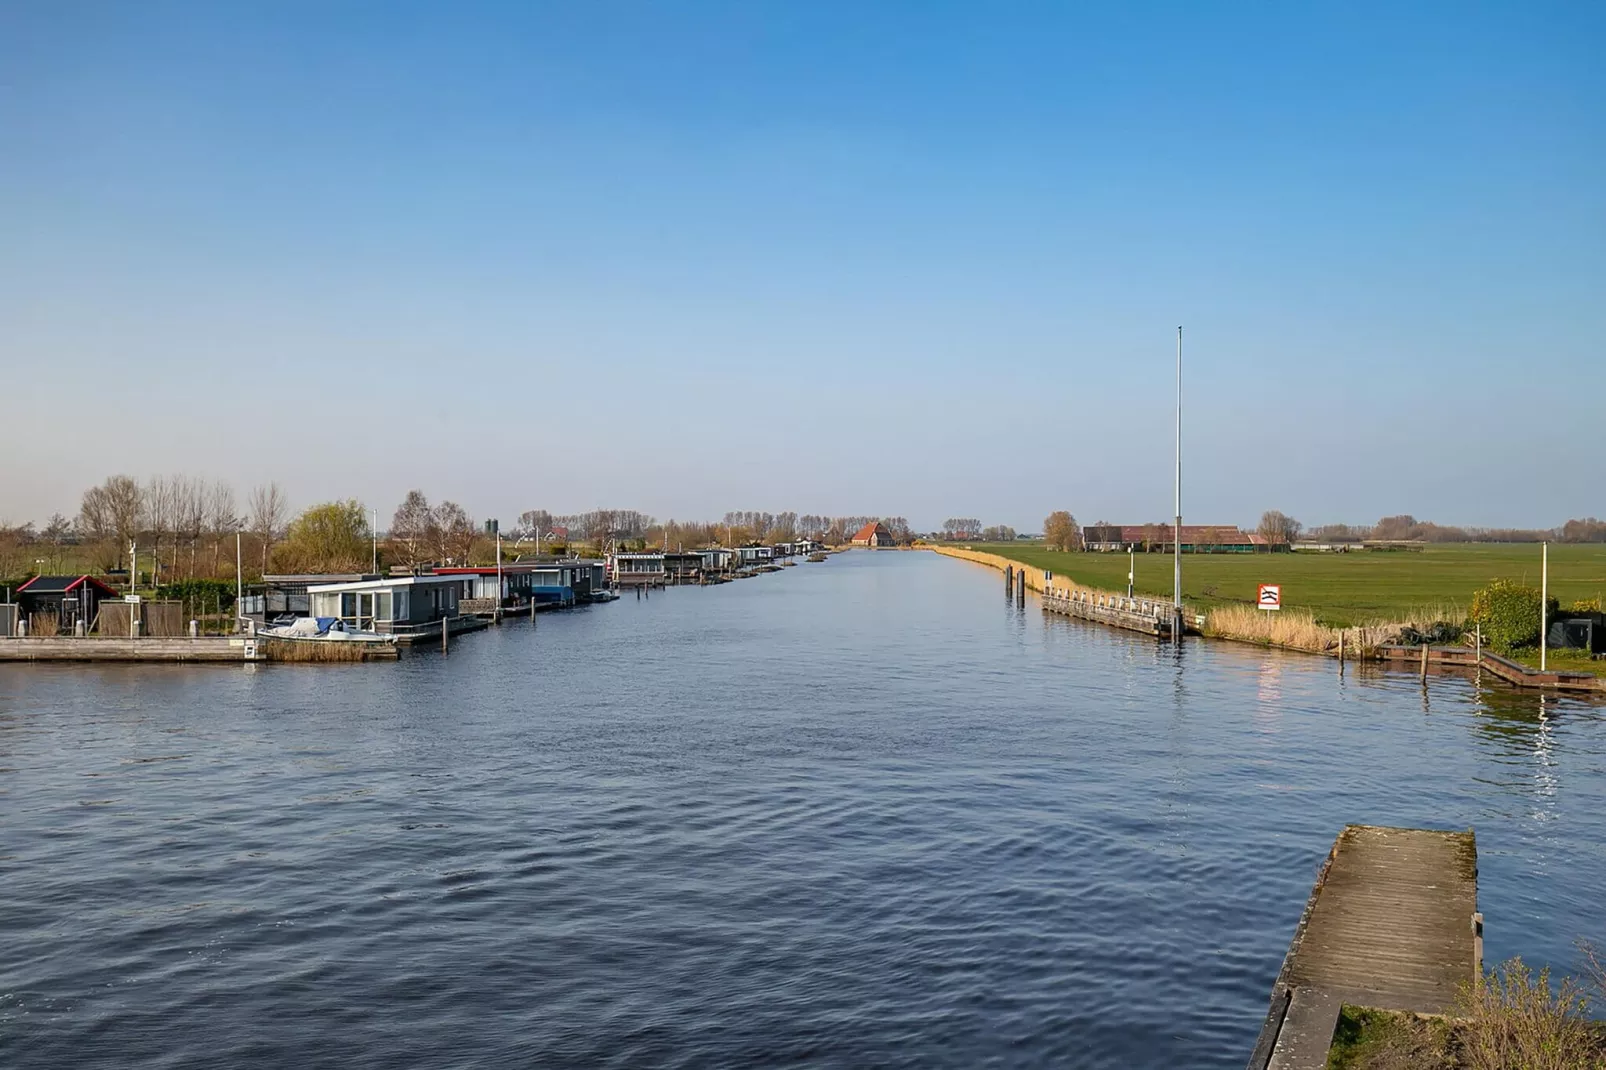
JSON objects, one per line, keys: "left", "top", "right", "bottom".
{"left": 376, "top": 592, "right": 392, "bottom": 621}
{"left": 341, "top": 592, "right": 357, "bottom": 618}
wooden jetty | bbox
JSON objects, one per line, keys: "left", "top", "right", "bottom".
{"left": 1041, "top": 587, "right": 1178, "bottom": 638}
{"left": 1377, "top": 643, "right": 1602, "bottom": 693}
{"left": 1248, "top": 824, "right": 1480, "bottom": 1070}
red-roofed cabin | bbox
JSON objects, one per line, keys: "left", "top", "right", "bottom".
{"left": 851, "top": 522, "right": 895, "bottom": 547}
{"left": 16, "top": 575, "right": 120, "bottom": 633}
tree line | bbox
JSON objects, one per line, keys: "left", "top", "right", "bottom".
{"left": 0, "top": 474, "right": 929, "bottom": 582}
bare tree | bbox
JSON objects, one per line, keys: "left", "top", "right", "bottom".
{"left": 173, "top": 476, "right": 206, "bottom": 579}
{"left": 205, "top": 481, "right": 239, "bottom": 576}
{"left": 248, "top": 482, "right": 289, "bottom": 575}
{"left": 79, "top": 475, "right": 143, "bottom": 570}
{"left": 1257, "top": 510, "right": 1302, "bottom": 549}
{"left": 431, "top": 501, "right": 474, "bottom": 564}
{"left": 391, "top": 490, "right": 435, "bottom": 571}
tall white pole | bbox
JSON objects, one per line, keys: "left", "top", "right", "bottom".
{"left": 1173, "top": 326, "right": 1183, "bottom": 633}
{"left": 496, "top": 528, "right": 503, "bottom": 603}
{"left": 235, "top": 531, "right": 243, "bottom": 627}
{"left": 371, "top": 509, "right": 378, "bottom": 574}
{"left": 1541, "top": 541, "right": 1548, "bottom": 672}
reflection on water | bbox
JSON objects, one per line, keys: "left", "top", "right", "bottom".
{"left": 1, "top": 550, "right": 1602, "bottom": 1070}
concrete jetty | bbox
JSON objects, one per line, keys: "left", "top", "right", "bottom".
{"left": 1247, "top": 824, "right": 1480, "bottom": 1070}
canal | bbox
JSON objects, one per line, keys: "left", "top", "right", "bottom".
{"left": 3, "top": 550, "right": 1602, "bottom": 1068}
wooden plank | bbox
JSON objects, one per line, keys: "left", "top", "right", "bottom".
{"left": 1248, "top": 825, "right": 1478, "bottom": 1069}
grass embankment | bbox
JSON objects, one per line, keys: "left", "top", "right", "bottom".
{"left": 941, "top": 542, "right": 1606, "bottom": 661}
{"left": 1326, "top": 957, "right": 1606, "bottom": 1069}
{"left": 952, "top": 542, "right": 1606, "bottom": 626}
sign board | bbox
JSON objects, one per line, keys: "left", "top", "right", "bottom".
{"left": 123, "top": 594, "right": 142, "bottom": 604}
{"left": 1257, "top": 584, "right": 1282, "bottom": 611}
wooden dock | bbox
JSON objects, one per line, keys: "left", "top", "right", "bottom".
{"left": 1041, "top": 587, "right": 1179, "bottom": 638}
{"left": 0, "top": 637, "right": 262, "bottom": 662}
{"left": 1377, "top": 643, "right": 1602, "bottom": 693}
{"left": 1248, "top": 824, "right": 1480, "bottom": 1070}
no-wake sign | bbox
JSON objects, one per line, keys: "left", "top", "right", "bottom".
{"left": 1257, "top": 584, "right": 1282, "bottom": 611}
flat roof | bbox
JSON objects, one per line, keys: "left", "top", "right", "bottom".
{"left": 306, "top": 575, "right": 463, "bottom": 593}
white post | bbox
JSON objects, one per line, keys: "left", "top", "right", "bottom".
{"left": 1540, "top": 541, "right": 1548, "bottom": 672}
{"left": 235, "top": 531, "right": 243, "bottom": 631}
{"left": 1128, "top": 545, "right": 1135, "bottom": 598}
{"left": 1173, "top": 325, "right": 1183, "bottom": 634}
{"left": 371, "top": 509, "right": 378, "bottom": 575}
{"left": 496, "top": 528, "right": 503, "bottom": 616}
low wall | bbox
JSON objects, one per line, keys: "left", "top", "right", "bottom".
{"left": 0, "top": 637, "right": 255, "bottom": 662}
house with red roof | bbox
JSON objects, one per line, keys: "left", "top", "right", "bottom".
{"left": 850, "top": 522, "right": 896, "bottom": 548}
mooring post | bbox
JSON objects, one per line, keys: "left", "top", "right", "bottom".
{"left": 1338, "top": 629, "right": 1345, "bottom": 667}
{"left": 442, "top": 617, "right": 449, "bottom": 653}
{"left": 1421, "top": 641, "right": 1429, "bottom": 680}
{"left": 531, "top": 599, "right": 537, "bottom": 623}
{"left": 1017, "top": 572, "right": 1025, "bottom": 607}
{"left": 1474, "top": 623, "right": 1481, "bottom": 666}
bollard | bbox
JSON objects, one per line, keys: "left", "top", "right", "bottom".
{"left": 1474, "top": 624, "right": 1481, "bottom": 666}
{"left": 1017, "top": 573, "right": 1025, "bottom": 607}
{"left": 531, "top": 599, "right": 537, "bottom": 623}
{"left": 189, "top": 620, "right": 199, "bottom": 638}
{"left": 442, "top": 617, "right": 449, "bottom": 653}
{"left": 1421, "top": 641, "right": 1429, "bottom": 680}
{"left": 1338, "top": 629, "right": 1345, "bottom": 665}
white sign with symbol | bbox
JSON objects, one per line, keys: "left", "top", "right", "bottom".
{"left": 1257, "top": 584, "right": 1282, "bottom": 611}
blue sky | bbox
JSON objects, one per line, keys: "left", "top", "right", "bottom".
{"left": 3, "top": 2, "right": 1601, "bottom": 531}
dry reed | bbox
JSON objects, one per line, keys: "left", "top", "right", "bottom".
{"left": 28, "top": 613, "right": 61, "bottom": 637}
{"left": 258, "top": 637, "right": 394, "bottom": 662}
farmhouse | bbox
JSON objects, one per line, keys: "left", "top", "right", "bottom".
{"left": 1081, "top": 525, "right": 1269, "bottom": 553}
{"left": 851, "top": 522, "right": 895, "bottom": 548}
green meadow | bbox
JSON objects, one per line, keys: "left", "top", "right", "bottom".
{"left": 953, "top": 542, "right": 1606, "bottom": 627}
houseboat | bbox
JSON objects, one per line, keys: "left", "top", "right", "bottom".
{"left": 305, "top": 575, "right": 488, "bottom": 643}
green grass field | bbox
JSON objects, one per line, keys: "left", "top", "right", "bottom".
{"left": 953, "top": 542, "right": 1606, "bottom": 627}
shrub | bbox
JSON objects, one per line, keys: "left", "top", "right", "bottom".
{"left": 155, "top": 578, "right": 236, "bottom": 612}
{"left": 1470, "top": 579, "right": 1556, "bottom": 653}
{"left": 1571, "top": 597, "right": 1603, "bottom": 614}
{"left": 1455, "top": 957, "right": 1603, "bottom": 1070}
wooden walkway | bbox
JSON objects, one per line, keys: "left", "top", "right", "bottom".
{"left": 1249, "top": 825, "right": 1481, "bottom": 1070}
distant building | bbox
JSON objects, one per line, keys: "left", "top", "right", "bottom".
{"left": 611, "top": 552, "right": 665, "bottom": 587}
{"left": 1081, "top": 525, "right": 1269, "bottom": 553}
{"left": 851, "top": 522, "right": 895, "bottom": 547}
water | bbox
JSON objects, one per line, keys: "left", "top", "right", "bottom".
{"left": 3, "top": 551, "right": 1603, "bottom": 1068}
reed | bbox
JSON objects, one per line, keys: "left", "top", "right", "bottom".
{"left": 1203, "top": 605, "right": 1414, "bottom": 656}
{"left": 258, "top": 637, "right": 391, "bottom": 662}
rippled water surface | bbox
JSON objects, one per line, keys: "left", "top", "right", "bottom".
{"left": 3, "top": 551, "right": 1604, "bottom": 1068}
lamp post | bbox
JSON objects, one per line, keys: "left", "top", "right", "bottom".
{"left": 1173, "top": 326, "right": 1183, "bottom": 636}
{"left": 1541, "top": 541, "right": 1549, "bottom": 672}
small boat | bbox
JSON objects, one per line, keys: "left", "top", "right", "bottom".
{"left": 590, "top": 589, "right": 621, "bottom": 603}
{"left": 258, "top": 616, "right": 393, "bottom": 644}
{"left": 807, "top": 552, "right": 827, "bottom": 562}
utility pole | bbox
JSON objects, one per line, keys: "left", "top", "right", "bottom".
{"left": 1541, "top": 541, "right": 1549, "bottom": 672}
{"left": 1173, "top": 326, "right": 1183, "bottom": 636}
{"left": 371, "top": 509, "right": 378, "bottom": 575}
{"left": 235, "top": 532, "right": 243, "bottom": 630}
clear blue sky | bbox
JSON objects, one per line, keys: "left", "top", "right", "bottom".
{"left": 3, "top": 1, "right": 1601, "bottom": 532}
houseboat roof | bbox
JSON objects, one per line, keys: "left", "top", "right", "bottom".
{"left": 16, "top": 574, "right": 119, "bottom": 597}
{"left": 263, "top": 573, "right": 371, "bottom": 585}
{"left": 613, "top": 552, "right": 665, "bottom": 560}
{"left": 432, "top": 564, "right": 549, "bottom": 576}
{"left": 306, "top": 574, "right": 464, "bottom": 594}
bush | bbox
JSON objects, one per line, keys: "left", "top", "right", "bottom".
{"left": 155, "top": 578, "right": 237, "bottom": 612}
{"left": 1470, "top": 579, "right": 1556, "bottom": 653}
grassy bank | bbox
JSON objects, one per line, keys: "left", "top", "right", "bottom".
{"left": 948, "top": 542, "right": 1606, "bottom": 627}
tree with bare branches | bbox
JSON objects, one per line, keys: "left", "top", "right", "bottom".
{"left": 248, "top": 482, "right": 289, "bottom": 576}
{"left": 79, "top": 475, "right": 143, "bottom": 570}
{"left": 391, "top": 490, "right": 435, "bottom": 571}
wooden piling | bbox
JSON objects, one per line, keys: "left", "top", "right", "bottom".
{"left": 1421, "top": 641, "right": 1429, "bottom": 680}
{"left": 531, "top": 599, "right": 537, "bottom": 623}
{"left": 442, "top": 617, "right": 449, "bottom": 653}
{"left": 1338, "top": 629, "right": 1345, "bottom": 666}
